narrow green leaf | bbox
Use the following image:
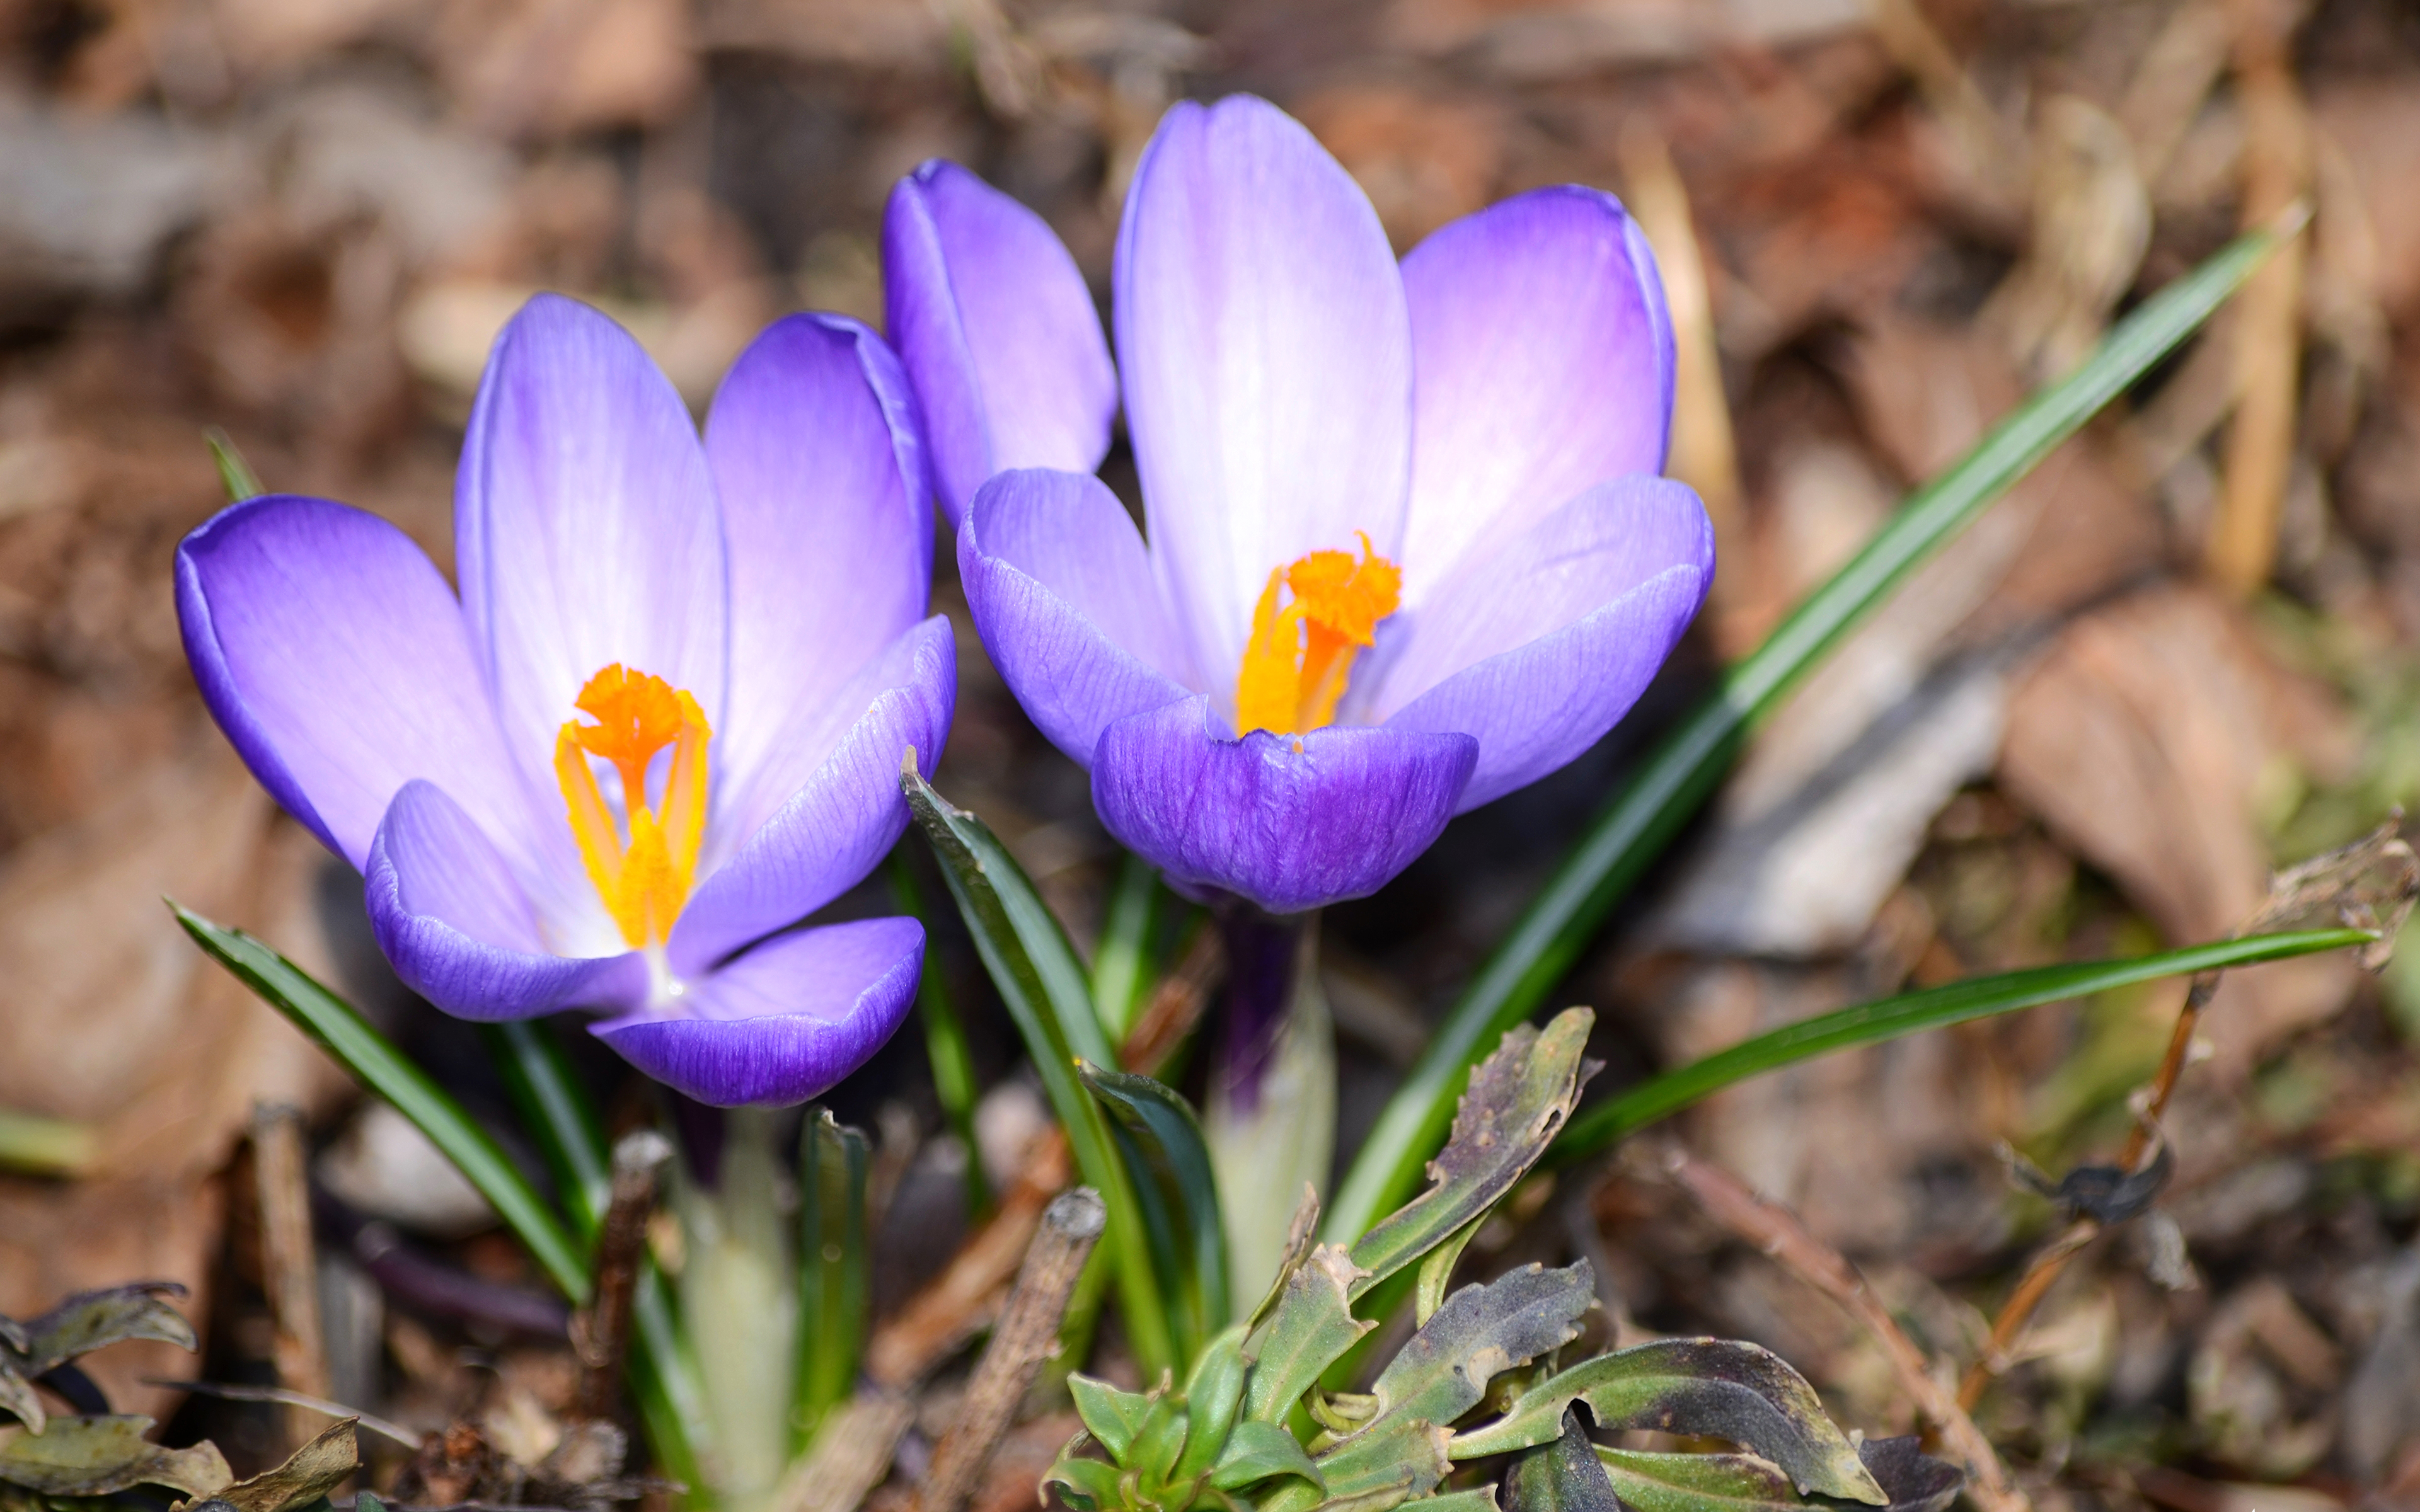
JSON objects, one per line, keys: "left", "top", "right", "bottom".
{"left": 1209, "top": 1419, "right": 1322, "bottom": 1492}
{"left": 900, "top": 761, "right": 1175, "bottom": 1377}
{"left": 1327, "top": 223, "right": 2286, "bottom": 1246}
{"left": 1243, "top": 1246, "right": 1373, "bottom": 1425}
{"left": 1092, "top": 850, "right": 1161, "bottom": 1041}
{"left": 1413, "top": 1214, "right": 1483, "bottom": 1329}
{"left": 1069, "top": 1375, "right": 1155, "bottom": 1463}
{"left": 205, "top": 428, "right": 263, "bottom": 503}
{"left": 1506, "top": 1411, "right": 1621, "bottom": 1512}
{"left": 1553, "top": 928, "right": 2373, "bottom": 1160}
{"left": 795, "top": 1108, "right": 870, "bottom": 1445}
{"left": 887, "top": 854, "right": 988, "bottom": 1215}
{"left": 1085, "top": 1064, "right": 1231, "bottom": 1355}
{"left": 1173, "top": 1327, "right": 1250, "bottom": 1484}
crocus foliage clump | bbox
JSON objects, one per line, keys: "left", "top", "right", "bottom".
{"left": 889, "top": 95, "right": 1714, "bottom": 915}
{"left": 1042, "top": 1011, "right": 1960, "bottom": 1512}
{"left": 176, "top": 297, "right": 952, "bottom": 1106}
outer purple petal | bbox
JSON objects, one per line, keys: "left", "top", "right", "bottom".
{"left": 667, "top": 617, "right": 955, "bottom": 975}
{"left": 706, "top": 312, "right": 931, "bottom": 855}
{"left": 1091, "top": 697, "right": 1475, "bottom": 914}
{"left": 1373, "top": 476, "right": 1712, "bottom": 813}
{"left": 884, "top": 160, "right": 1117, "bottom": 528}
{"left": 1115, "top": 96, "right": 1412, "bottom": 687}
{"left": 456, "top": 293, "right": 728, "bottom": 814}
{"left": 176, "top": 495, "right": 543, "bottom": 877}
{"left": 959, "top": 468, "right": 1194, "bottom": 769}
{"left": 1398, "top": 187, "right": 1674, "bottom": 604}
{"left": 365, "top": 781, "right": 649, "bottom": 1021}
{"left": 594, "top": 917, "right": 924, "bottom": 1107}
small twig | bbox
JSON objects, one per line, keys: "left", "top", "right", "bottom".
{"left": 771, "top": 1392, "right": 919, "bottom": 1512}
{"left": 252, "top": 1102, "right": 331, "bottom": 1454}
{"left": 1657, "top": 1143, "right": 2024, "bottom": 1512}
{"left": 916, "top": 1188, "right": 1107, "bottom": 1512}
{"left": 144, "top": 1378, "right": 420, "bottom": 1448}
{"left": 1956, "top": 818, "right": 2417, "bottom": 1411}
{"left": 574, "top": 1131, "right": 671, "bottom": 1421}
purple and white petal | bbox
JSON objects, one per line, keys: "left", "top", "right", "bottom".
{"left": 1115, "top": 96, "right": 1412, "bottom": 682}
{"left": 594, "top": 917, "right": 924, "bottom": 1107}
{"left": 456, "top": 294, "right": 729, "bottom": 815}
{"left": 1398, "top": 187, "right": 1673, "bottom": 604}
{"left": 1090, "top": 697, "right": 1476, "bottom": 914}
{"left": 1370, "top": 475, "right": 1712, "bottom": 811}
{"left": 365, "top": 781, "right": 648, "bottom": 1021}
{"left": 668, "top": 616, "right": 954, "bottom": 974}
{"left": 706, "top": 312, "right": 931, "bottom": 851}
{"left": 960, "top": 468, "right": 1194, "bottom": 769}
{"left": 884, "top": 160, "right": 1118, "bottom": 529}
{"left": 176, "top": 495, "right": 540, "bottom": 876}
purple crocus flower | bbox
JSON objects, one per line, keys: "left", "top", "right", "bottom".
{"left": 175, "top": 295, "right": 953, "bottom": 1106}
{"left": 887, "top": 96, "right": 1712, "bottom": 915}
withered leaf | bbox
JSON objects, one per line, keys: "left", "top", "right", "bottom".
{"left": 0, "top": 1283, "right": 197, "bottom": 1435}
{"left": 174, "top": 1418, "right": 357, "bottom": 1512}
{"left": 1368, "top": 1263, "right": 1593, "bottom": 1430}
{"left": 1847, "top": 1438, "right": 1961, "bottom": 1512}
{"left": 0, "top": 1414, "right": 232, "bottom": 1498}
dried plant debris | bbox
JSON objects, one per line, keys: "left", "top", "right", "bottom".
{"left": 1046, "top": 1013, "right": 1953, "bottom": 1512}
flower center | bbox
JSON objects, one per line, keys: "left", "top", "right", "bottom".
{"left": 554, "top": 663, "right": 712, "bottom": 949}
{"left": 1235, "top": 534, "right": 1402, "bottom": 740}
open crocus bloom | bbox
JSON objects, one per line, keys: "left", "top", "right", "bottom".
{"left": 890, "top": 96, "right": 1712, "bottom": 914}
{"left": 176, "top": 295, "right": 954, "bottom": 1105}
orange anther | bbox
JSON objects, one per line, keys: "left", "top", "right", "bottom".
{"left": 556, "top": 664, "right": 712, "bottom": 948}
{"left": 1233, "top": 536, "right": 1400, "bottom": 738}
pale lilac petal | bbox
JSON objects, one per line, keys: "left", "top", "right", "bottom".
{"left": 365, "top": 781, "right": 648, "bottom": 1021}
{"left": 1091, "top": 697, "right": 1475, "bottom": 914}
{"left": 456, "top": 294, "right": 728, "bottom": 816}
{"left": 1398, "top": 187, "right": 1674, "bottom": 604}
{"left": 959, "top": 468, "right": 1194, "bottom": 769}
{"left": 706, "top": 312, "right": 931, "bottom": 852}
{"left": 884, "top": 160, "right": 1117, "bottom": 528}
{"left": 176, "top": 496, "right": 549, "bottom": 882}
{"left": 667, "top": 617, "right": 954, "bottom": 974}
{"left": 1115, "top": 96, "right": 1412, "bottom": 688}
{"left": 1371, "top": 476, "right": 1712, "bottom": 811}
{"left": 594, "top": 917, "right": 924, "bottom": 1106}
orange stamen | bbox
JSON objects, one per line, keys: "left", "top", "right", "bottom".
{"left": 1233, "top": 534, "right": 1401, "bottom": 739}
{"left": 555, "top": 663, "right": 712, "bottom": 948}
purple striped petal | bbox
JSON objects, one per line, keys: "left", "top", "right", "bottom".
{"left": 594, "top": 917, "right": 924, "bottom": 1106}
{"left": 1091, "top": 697, "right": 1475, "bottom": 914}
{"left": 365, "top": 781, "right": 647, "bottom": 1021}
{"left": 884, "top": 160, "right": 1117, "bottom": 528}
{"left": 1398, "top": 187, "right": 1673, "bottom": 604}
{"left": 456, "top": 294, "right": 729, "bottom": 816}
{"left": 706, "top": 312, "right": 931, "bottom": 856}
{"left": 959, "top": 468, "right": 1194, "bottom": 769}
{"left": 1115, "top": 96, "right": 1412, "bottom": 684}
{"left": 1373, "top": 475, "right": 1712, "bottom": 811}
{"left": 668, "top": 616, "right": 955, "bottom": 974}
{"left": 175, "top": 496, "right": 548, "bottom": 881}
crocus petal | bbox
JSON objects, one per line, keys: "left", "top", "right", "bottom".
{"left": 1374, "top": 476, "right": 1712, "bottom": 812}
{"left": 594, "top": 917, "right": 924, "bottom": 1106}
{"left": 959, "top": 468, "right": 1194, "bottom": 769}
{"left": 706, "top": 312, "right": 931, "bottom": 852}
{"left": 176, "top": 495, "right": 548, "bottom": 879}
{"left": 1398, "top": 187, "right": 1674, "bottom": 604}
{"left": 1092, "top": 697, "right": 1476, "bottom": 914}
{"left": 456, "top": 294, "right": 729, "bottom": 813}
{"left": 1115, "top": 95, "right": 1412, "bottom": 684}
{"left": 667, "top": 616, "right": 955, "bottom": 975}
{"left": 884, "top": 160, "right": 1118, "bottom": 529}
{"left": 366, "top": 780, "right": 649, "bottom": 1021}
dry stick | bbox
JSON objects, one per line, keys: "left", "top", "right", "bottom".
{"left": 916, "top": 1189, "right": 1108, "bottom": 1512}
{"left": 1658, "top": 1143, "right": 2026, "bottom": 1512}
{"left": 1955, "top": 819, "right": 2418, "bottom": 1412}
{"left": 573, "top": 1131, "right": 671, "bottom": 1422}
{"left": 251, "top": 1102, "right": 331, "bottom": 1455}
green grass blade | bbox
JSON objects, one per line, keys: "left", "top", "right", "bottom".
{"left": 887, "top": 854, "right": 988, "bottom": 1215}
{"left": 1092, "top": 852, "right": 1160, "bottom": 1042}
{"left": 1325, "top": 224, "right": 2285, "bottom": 1246}
{"left": 1553, "top": 928, "right": 2373, "bottom": 1159}
{"left": 205, "top": 428, "right": 263, "bottom": 502}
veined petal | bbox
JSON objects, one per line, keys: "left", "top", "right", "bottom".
{"left": 1091, "top": 697, "right": 1475, "bottom": 914}
{"left": 1371, "top": 475, "right": 1712, "bottom": 811}
{"left": 959, "top": 467, "right": 1193, "bottom": 769}
{"left": 1115, "top": 96, "right": 1412, "bottom": 686}
{"left": 884, "top": 160, "right": 1117, "bottom": 528}
{"left": 706, "top": 312, "right": 931, "bottom": 849}
{"left": 1398, "top": 187, "right": 1674, "bottom": 605}
{"left": 176, "top": 495, "right": 551, "bottom": 882}
{"left": 457, "top": 294, "right": 729, "bottom": 815}
{"left": 366, "top": 781, "right": 650, "bottom": 1021}
{"left": 667, "top": 616, "right": 954, "bottom": 974}
{"left": 594, "top": 917, "right": 924, "bottom": 1107}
